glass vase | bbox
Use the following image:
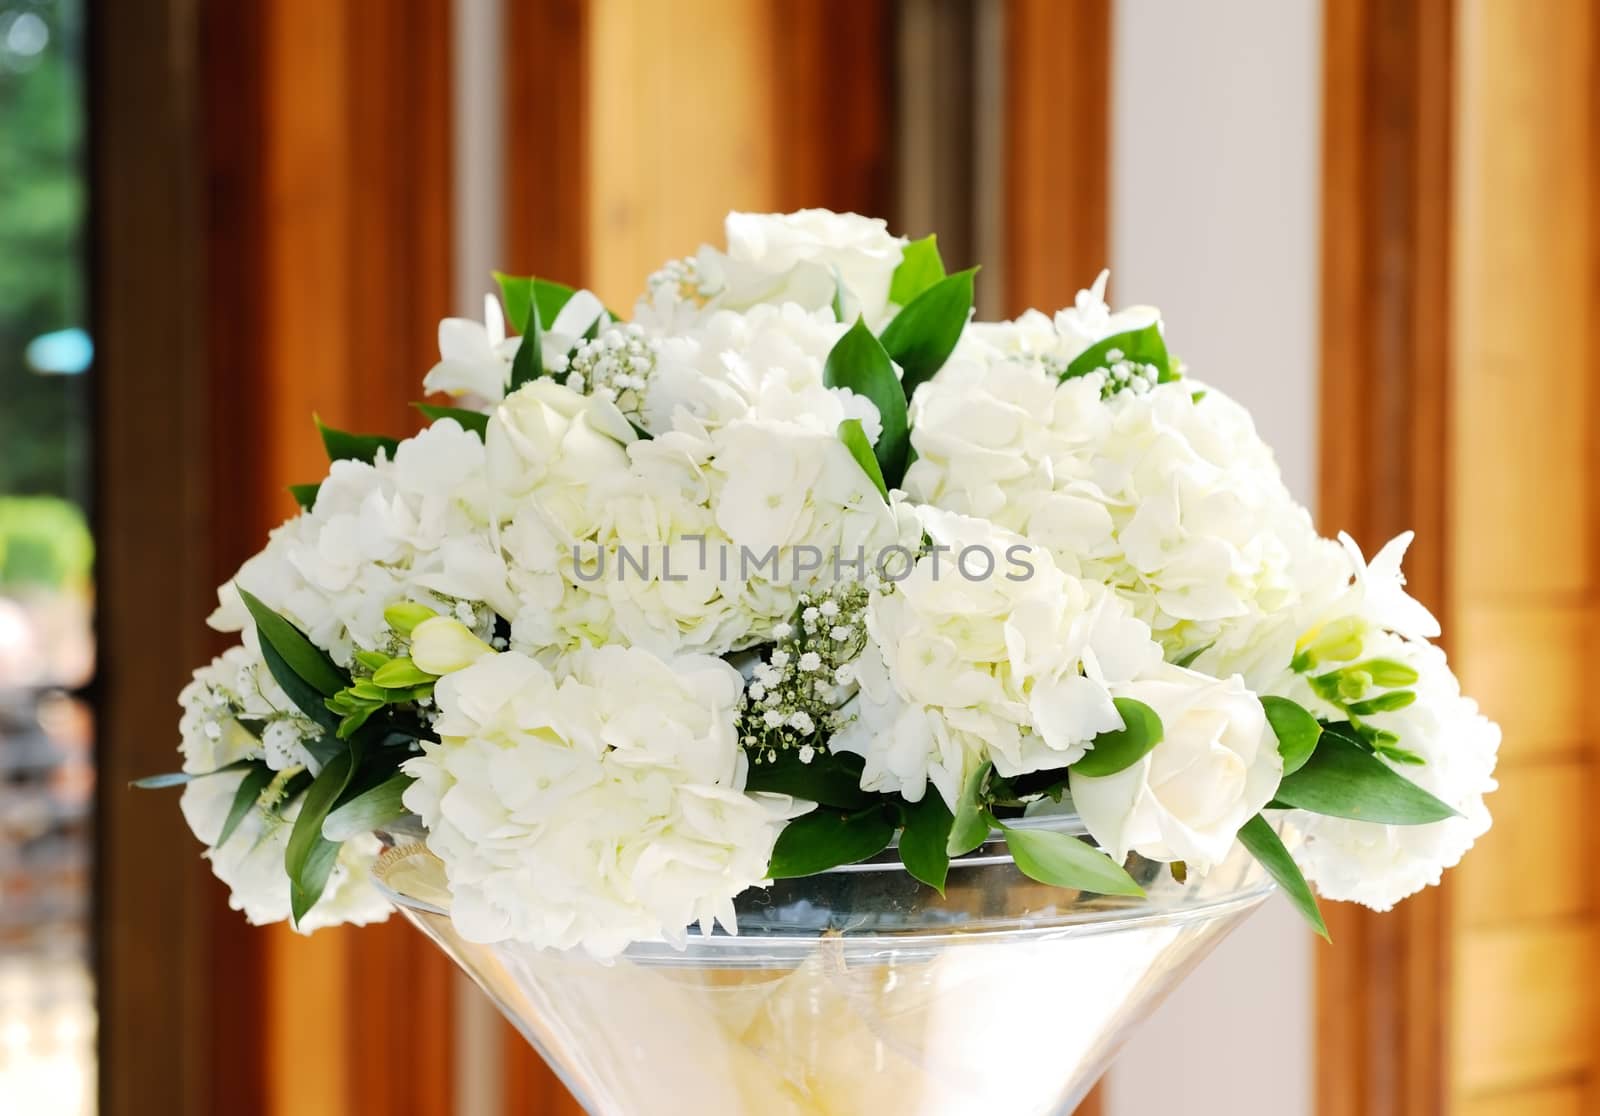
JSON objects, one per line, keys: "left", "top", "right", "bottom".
{"left": 374, "top": 814, "right": 1274, "bottom": 1115}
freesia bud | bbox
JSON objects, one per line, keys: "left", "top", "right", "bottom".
{"left": 410, "top": 617, "right": 494, "bottom": 675}
{"left": 384, "top": 601, "right": 438, "bottom": 636}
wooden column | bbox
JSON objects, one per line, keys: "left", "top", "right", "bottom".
{"left": 1317, "top": 3, "right": 1456, "bottom": 1115}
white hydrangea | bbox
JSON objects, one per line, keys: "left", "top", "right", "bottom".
{"left": 179, "top": 644, "right": 319, "bottom": 773}
{"left": 638, "top": 209, "right": 907, "bottom": 328}
{"left": 952, "top": 270, "right": 1161, "bottom": 370}
{"left": 180, "top": 771, "right": 391, "bottom": 932}
{"left": 1281, "top": 633, "right": 1498, "bottom": 911}
{"left": 210, "top": 418, "right": 498, "bottom": 664}
{"left": 402, "top": 646, "right": 804, "bottom": 955}
{"left": 832, "top": 508, "right": 1164, "bottom": 808}
{"left": 643, "top": 303, "right": 883, "bottom": 440}
{"left": 176, "top": 645, "right": 390, "bottom": 933}
{"left": 908, "top": 356, "right": 1318, "bottom": 659}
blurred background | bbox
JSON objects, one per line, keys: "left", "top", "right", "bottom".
{"left": 1, "top": 0, "right": 1592, "bottom": 1114}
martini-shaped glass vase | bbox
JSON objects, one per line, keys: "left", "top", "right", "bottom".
{"left": 374, "top": 815, "right": 1274, "bottom": 1116}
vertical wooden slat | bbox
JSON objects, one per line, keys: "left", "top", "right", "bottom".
{"left": 770, "top": 0, "right": 896, "bottom": 219}
{"left": 1448, "top": 0, "right": 1599, "bottom": 1111}
{"left": 1317, "top": 2, "right": 1456, "bottom": 1116}
{"left": 1002, "top": 0, "right": 1110, "bottom": 318}
{"left": 503, "top": 0, "right": 590, "bottom": 282}
{"left": 93, "top": 0, "right": 225, "bottom": 1112}
{"left": 213, "top": 3, "right": 457, "bottom": 1115}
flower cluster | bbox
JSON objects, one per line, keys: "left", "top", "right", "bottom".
{"left": 740, "top": 580, "right": 872, "bottom": 760}
{"left": 158, "top": 209, "right": 1497, "bottom": 955}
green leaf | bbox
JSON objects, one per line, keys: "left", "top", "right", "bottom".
{"left": 1071, "top": 697, "right": 1164, "bottom": 777}
{"left": 836, "top": 419, "right": 889, "bottom": 502}
{"left": 288, "top": 483, "right": 320, "bottom": 510}
{"left": 494, "top": 273, "right": 583, "bottom": 334}
{"left": 880, "top": 267, "right": 976, "bottom": 401}
{"left": 889, "top": 235, "right": 946, "bottom": 305}
{"left": 898, "top": 792, "right": 954, "bottom": 893}
{"left": 413, "top": 403, "right": 489, "bottom": 438}
{"left": 830, "top": 269, "right": 847, "bottom": 323}
{"left": 1275, "top": 727, "right": 1458, "bottom": 824}
{"left": 1001, "top": 824, "right": 1145, "bottom": 897}
{"left": 286, "top": 742, "right": 358, "bottom": 924}
{"left": 508, "top": 295, "right": 544, "bottom": 390}
{"left": 1064, "top": 322, "right": 1174, "bottom": 383}
{"left": 767, "top": 806, "right": 896, "bottom": 878}
{"left": 1238, "top": 814, "right": 1328, "bottom": 941}
{"left": 217, "top": 763, "right": 276, "bottom": 849}
{"left": 323, "top": 773, "right": 412, "bottom": 842}
{"left": 947, "top": 761, "right": 994, "bottom": 857}
{"left": 824, "top": 318, "right": 910, "bottom": 487}
{"left": 1173, "top": 643, "right": 1211, "bottom": 668}
{"left": 315, "top": 415, "right": 400, "bottom": 465}
{"left": 1262, "top": 696, "right": 1322, "bottom": 777}
{"left": 238, "top": 588, "right": 347, "bottom": 697}
{"left": 129, "top": 758, "right": 255, "bottom": 789}
{"left": 742, "top": 748, "right": 874, "bottom": 810}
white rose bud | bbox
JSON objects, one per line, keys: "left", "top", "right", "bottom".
{"left": 410, "top": 617, "right": 495, "bottom": 676}
{"left": 1070, "top": 665, "right": 1282, "bottom": 872}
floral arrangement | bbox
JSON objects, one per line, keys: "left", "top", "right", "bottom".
{"left": 144, "top": 210, "right": 1498, "bottom": 954}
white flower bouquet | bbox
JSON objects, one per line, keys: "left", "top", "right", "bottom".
{"left": 143, "top": 210, "right": 1498, "bottom": 958}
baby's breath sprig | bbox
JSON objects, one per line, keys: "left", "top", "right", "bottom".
{"left": 740, "top": 581, "right": 873, "bottom": 765}
{"left": 563, "top": 324, "right": 659, "bottom": 418}
{"left": 1044, "top": 349, "right": 1162, "bottom": 399}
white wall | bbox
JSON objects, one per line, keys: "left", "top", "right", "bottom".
{"left": 1106, "top": 2, "right": 1323, "bottom": 1115}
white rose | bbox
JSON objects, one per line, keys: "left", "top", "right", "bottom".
{"left": 642, "top": 210, "right": 907, "bottom": 327}
{"left": 1069, "top": 665, "right": 1282, "bottom": 871}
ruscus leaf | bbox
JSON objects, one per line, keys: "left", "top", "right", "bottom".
{"left": 1000, "top": 824, "right": 1145, "bottom": 897}
{"left": 881, "top": 267, "right": 976, "bottom": 401}
{"left": 1064, "top": 322, "right": 1173, "bottom": 383}
{"left": 1275, "top": 727, "right": 1458, "bottom": 824}
{"left": 836, "top": 419, "right": 890, "bottom": 502}
{"left": 889, "top": 235, "right": 946, "bottom": 305}
{"left": 413, "top": 402, "right": 490, "bottom": 437}
{"left": 1262, "top": 696, "right": 1322, "bottom": 776}
{"left": 743, "top": 748, "right": 874, "bottom": 811}
{"left": 217, "top": 763, "right": 276, "bottom": 848}
{"left": 1071, "top": 697, "right": 1164, "bottom": 777}
{"left": 898, "top": 792, "right": 954, "bottom": 893}
{"left": 767, "top": 806, "right": 896, "bottom": 878}
{"left": 238, "top": 588, "right": 347, "bottom": 698}
{"left": 1238, "top": 814, "right": 1329, "bottom": 941}
{"left": 947, "top": 761, "right": 995, "bottom": 857}
{"left": 315, "top": 415, "right": 400, "bottom": 465}
{"left": 323, "top": 773, "right": 412, "bottom": 842}
{"left": 824, "top": 319, "right": 909, "bottom": 487}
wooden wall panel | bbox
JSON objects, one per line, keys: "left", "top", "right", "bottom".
{"left": 1448, "top": 0, "right": 1599, "bottom": 1111}
{"left": 1453, "top": 927, "right": 1597, "bottom": 1093}
{"left": 1002, "top": 0, "right": 1110, "bottom": 318}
